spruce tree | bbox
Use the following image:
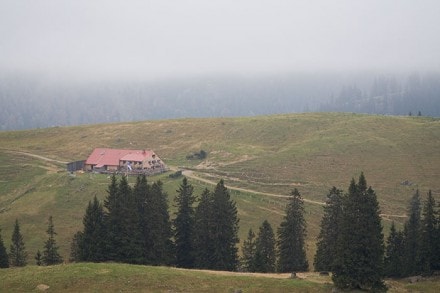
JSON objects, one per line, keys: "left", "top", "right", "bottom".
{"left": 193, "top": 188, "right": 214, "bottom": 269}
{"left": 332, "top": 174, "right": 385, "bottom": 291}
{"left": 254, "top": 220, "right": 276, "bottom": 273}
{"left": 173, "top": 177, "right": 196, "bottom": 268}
{"left": 209, "top": 179, "right": 240, "bottom": 271}
{"left": 384, "top": 222, "right": 405, "bottom": 277}
{"left": 435, "top": 200, "right": 440, "bottom": 271}
{"left": 133, "top": 174, "right": 150, "bottom": 264}
{"left": 420, "top": 190, "right": 437, "bottom": 274}
{"left": 0, "top": 228, "right": 9, "bottom": 268}
{"left": 42, "top": 216, "right": 63, "bottom": 265}
{"left": 277, "top": 188, "right": 308, "bottom": 273}
{"left": 403, "top": 189, "right": 422, "bottom": 276}
{"left": 9, "top": 219, "right": 27, "bottom": 267}
{"left": 79, "top": 196, "right": 107, "bottom": 262}
{"left": 35, "top": 250, "right": 42, "bottom": 266}
{"left": 314, "top": 187, "right": 343, "bottom": 272}
{"left": 145, "top": 181, "right": 174, "bottom": 265}
{"left": 70, "top": 231, "right": 83, "bottom": 262}
{"left": 241, "top": 228, "right": 256, "bottom": 272}
{"left": 104, "top": 175, "right": 138, "bottom": 262}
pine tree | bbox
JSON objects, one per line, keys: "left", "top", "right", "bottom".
{"left": 420, "top": 190, "right": 437, "bottom": 274}
{"left": 0, "top": 228, "right": 9, "bottom": 268}
{"left": 435, "top": 200, "right": 440, "bottom": 271}
{"left": 194, "top": 188, "right": 214, "bottom": 269}
{"left": 384, "top": 222, "right": 405, "bottom": 277}
{"left": 133, "top": 174, "right": 150, "bottom": 264}
{"left": 9, "top": 219, "right": 27, "bottom": 267}
{"left": 104, "top": 175, "right": 137, "bottom": 262}
{"left": 42, "top": 216, "right": 63, "bottom": 265}
{"left": 35, "top": 250, "right": 42, "bottom": 266}
{"left": 254, "top": 220, "right": 276, "bottom": 273}
{"left": 70, "top": 231, "right": 83, "bottom": 262}
{"left": 241, "top": 228, "right": 256, "bottom": 272}
{"left": 332, "top": 174, "right": 385, "bottom": 291}
{"left": 403, "top": 189, "right": 422, "bottom": 276}
{"left": 79, "top": 196, "right": 107, "bottom": 262}
{"left": 144, "top": 181, "right": 174, "bottom": 265}
{"left": 277, "top": 188, "right": 308, "bottom": 273}
{"left": 173, "top": 177, "right": 196, "bottom": 268}
{"left": 314, "top": 187, "right": 343, "bottom": 272}
{"left": 209, "top": 179, "right": 240, "bottom": 271}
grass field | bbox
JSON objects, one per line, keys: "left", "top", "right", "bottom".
{"left": 0, "top": 262, "right": 439, "bottom": 292}
{"left": 1, "top": 112, "right": 439, "bottom": 273}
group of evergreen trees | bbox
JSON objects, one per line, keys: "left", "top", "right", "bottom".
{"left": 71, "top": 174, "right": 310, "bottom": 274}
{"left": 2, "top": 172, "right": 438, "bottom": 293}
{"left": 0, "top": 217, "right": 63, "bottom": 268}
{"left": 239, "top": 188, "right": 309, "bottom": 274}
{"left": 384, "top": 190, "right": 440, "bottom": 277}
{"left": 71, "top": 175, "right": 241, "bottom": 270}
{"left": 314, "top": 173, "right": 439, "bottom": 291}
{"left": 314, "top": 174, "right": 386, "bottom": 291}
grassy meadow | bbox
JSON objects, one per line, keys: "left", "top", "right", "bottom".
{"left": 0, "top": 112, "right": 439, "bottom": 289}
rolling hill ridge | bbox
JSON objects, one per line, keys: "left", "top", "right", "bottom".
{"left": 0, "top": 112, "right": 439, "bottom": 264}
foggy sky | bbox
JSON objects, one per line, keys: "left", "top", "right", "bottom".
{"left": 1, "top": 0, "right": 440, "bottom": 81}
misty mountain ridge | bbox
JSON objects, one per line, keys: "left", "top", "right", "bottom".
{"left": 1, "top": 71, "right": 439, "bottom": 131}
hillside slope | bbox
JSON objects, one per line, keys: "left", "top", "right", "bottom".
{"left": 0, "top": 112, "right": 439, "bottom": 263}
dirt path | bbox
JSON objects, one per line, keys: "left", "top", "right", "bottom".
{"left": 175, "top": 268, "right": 331, "bottom": 284}
{"left": 181, "top": 169, "right": 325, "bottom": 206}
{"left": 2, "top": 150, "right": 407, "bottom": 219}
{"left": 181, "top": 169, "right": 408, "bottom": 219}
{"left": 2, "top": 149, "right": 68, "bottom": 164}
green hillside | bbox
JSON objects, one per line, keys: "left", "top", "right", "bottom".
{"left": 0, "top": 262, "right": 328, "bottom": 292}
{"left": 0, "top": 112, "right": 439, "bottom": 265}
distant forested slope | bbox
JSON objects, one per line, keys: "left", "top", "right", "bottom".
{"left": 1, "top": 71, "right": 439, "bottom": 130}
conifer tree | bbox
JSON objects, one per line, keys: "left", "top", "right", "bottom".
{"left": 254, "top": 220, "right": 276, "bottom": 273}
{"left": 193, "top": 188, "right": 214, "bottom": 269}
{"left": 384, "top": 222, "right": 405, "bottom": 277}
{"left": 173, "top": 177, "right": 196, "bottom": 268}
{"left": 35, "top": 250, "right": 42, "bottom": 266}
{"left": 132, "top": 174, "right": 150, "bottom": 264}
{"left": 241, "top": 228, "right": 256, "bottom": 272}
{"left": 118, "top": 175, "right": 143, "bottom": 264}
{"left": 209, "top": 179, "right": 240, "bottom": 271}
{"left": 9, "top": 219, "right": 27, "bottom": 267}
{"left": 277, "top": 188, "right": 308, "bottom": 273}
{"left": 420, "top": 190, "right": 437, "bottom": 274}
{"left": 403, "top": 189, "right": 422, "bottom": 276}
{"left": 332, "top": 174, "right": 385, "bottom": 291}
{"left": 104, "top": 175, "right": 139, "bottom": 262}
{"left": 79, "top": 196, "right": 107, "bottom": 262}
{"left": 42, "top": 216, "right": 63, "bottom": 265}
{"left": 0, "top": 228, "right": 9, "bottom": 268}
{"left": 145, "top": 181, "right": 174, "bottom": 265}
{"left": 70, "top": 231, "right": 83, "bottom": 262}
{"left": 314, "top": 187, "right": 343, "bottom": 272}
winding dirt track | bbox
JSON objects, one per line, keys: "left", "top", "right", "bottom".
{"left": 3, "top": 150, "right": 406, "bottom": 218}
{"left": 181, "top": 169, "right": 326, "bottom": 206}
{"left": 3, "top": 149, "right": 68, "bottom": 164}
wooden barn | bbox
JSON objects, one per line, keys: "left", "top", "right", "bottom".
{"left": 84, "top": 148, "right": 166, "bottom": 174}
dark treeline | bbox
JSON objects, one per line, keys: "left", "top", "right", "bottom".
{"left": 69, "top": 174, "right": 310, "bottom": 273}
{"left": 314, "top": 175, "right": 440, "bottom": 291}
{"left": 1, "top": 71, "right": 439, "bottom": 131}
{"left": 1, "top": 173, "right": 439, "bottom": 292}
{"left": 70, "top": 175, "right": 241, "bottom": 270}
{"left": 319, "top": 72, "right": 440, "bottom": 117}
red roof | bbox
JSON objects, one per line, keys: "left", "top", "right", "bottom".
{"left": 85, "top": 148, "right": 155, "bottom": 167}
